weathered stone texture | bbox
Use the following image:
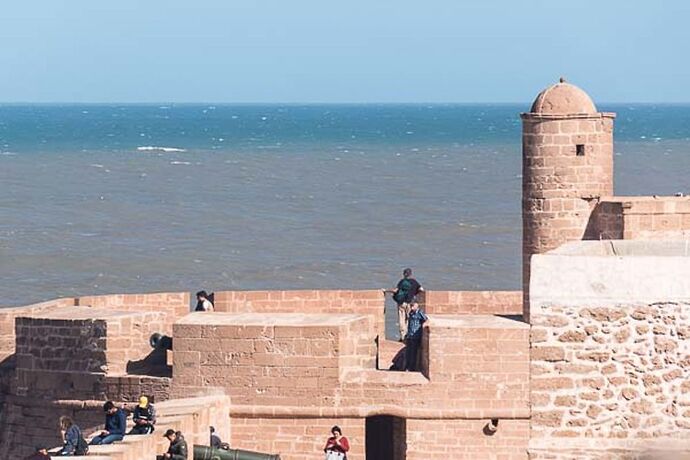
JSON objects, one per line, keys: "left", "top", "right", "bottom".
{"left": 531, "top": 302, "right": 690, "bottom": 442}
{"left": 406, "top": 418, "right": 529, "bottom": 460}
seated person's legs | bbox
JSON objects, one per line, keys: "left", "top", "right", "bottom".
{"left": 90, "top": 435, "right": 104, "bottom": 445}
{"left": 129, "top": 424, "right": 153, "bottom": 435}
{"left": 99, "top": 433, "right": 123, "bottom": 444}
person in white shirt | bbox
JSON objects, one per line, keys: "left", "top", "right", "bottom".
{"left": 195, "top": 290, "right": 214, "bottom": 312}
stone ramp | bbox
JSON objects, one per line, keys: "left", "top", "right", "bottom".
{"left": 52, "top": 395, "right": 230, "bottom": 460}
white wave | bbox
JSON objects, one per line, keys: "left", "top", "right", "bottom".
{"left": 170, "top": 161, "right": 191, "bottom": 165}
{"left": 137, "top": 146, "right": 187, "bottom": 153}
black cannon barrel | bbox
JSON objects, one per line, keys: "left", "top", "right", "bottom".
{"left": 149, "top": 332, "right": 173, "bottom": 351}
{"left": 194, "top": 445, "right": 281, "bottom": 460}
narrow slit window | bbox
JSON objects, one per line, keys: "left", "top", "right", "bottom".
{"left": 576, "top": 144, "right": 585, "bottom": 156}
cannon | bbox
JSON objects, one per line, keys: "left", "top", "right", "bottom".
{"left": 194, "top": 445, "right": 281, "bottom": 460}
{"left": 149, "top": 332, "right": 173, "bottom": 351}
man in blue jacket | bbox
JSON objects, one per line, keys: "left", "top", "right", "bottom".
{"left": 90, "top": 401, "right": 126, "bottom": 445}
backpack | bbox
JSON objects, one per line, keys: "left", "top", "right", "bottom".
{"left": 75, "top": 431, "right": 89, "bottom": 455}
{"left": 394, "top": 280, "right": 412, "bottom": 304}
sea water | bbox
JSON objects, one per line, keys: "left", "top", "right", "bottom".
{"left": 1, "top": 104, "right": 690, "bottom": 307}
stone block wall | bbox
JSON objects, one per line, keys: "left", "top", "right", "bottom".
{"left": 0, "top": 399, "right": 104, "bottom": 458}
{"left": 213, "top": 290, "right": 385, "bottom": 337}
{"left": 229, "top": 417, "right": 363, "bottom": 460}
{"left": 76, "top": 292, "right": 190, "bottom": 335}
{"left": 585, "top": 200, "right": 624, "bottom": 239}
{"left": 424, "top": 316, "right": 530, "bottom": 411}
{"left": 15, "top": 308, "right": 166, "bottom": 378}
{"left": 0, "top": 298, "right": 75, "bottom": 360}
{"left": 587, "top": 196, "right": 690, "bottom": 241}
{"left": 406, "top": 419, "right": 529, "bottom": 460}
{"left": 173, "top": 313, "right": 374, "bottom": 406}
{"left": 531, "top": 302, "right": 690, "bottom": 442}
{"left": 420, "top": 290, "right": 522, "bottom": 316}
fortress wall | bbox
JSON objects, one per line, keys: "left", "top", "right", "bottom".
{"left": 420, "top": 290, "right": 522, "bottom": 316}
{"left": 338, "top": 315, "right": 377, "bottom": 375}
{"left": 618, "top": 197, "right": 690, "bottom": 240}
{"left": 15, "top": 308, "right": 167, "bottom": 377}
{"left": 585, "top": 201, "right": 624, "bottom": 239}
{"left": 406, "top": 418, "right": 529, "bottom": 460}
{"left": 529, "top": 247, "right": 690, "bottom": 456}
{"left": 213, "top": 290, "right": 385, "bottom": 337}
{"left": 530, "top": 302, "right": 690, "bottom": 441}
{"left": 587, "top": 197, "right": 690, "bottom": 241}
{"left": 424, "top": 316, "right": 530, "bottom": 410}
{"left": 0, "top": 398, "right": 103, "bottom": 458}
{"left": 172, "top": 313, "right": 370, "bottom": 406}
{"left": 0, "top": 374, "right": 171, "bottom": 458}
{"left": 0, "top": 298, "right": 75, "bottom": 360}
{"left": 228, "top": 417, "right": 364, "bottom": 460}
{"left": 76, "top": 292, "right": 190, "bottom": 335}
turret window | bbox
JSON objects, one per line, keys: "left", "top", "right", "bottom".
{"left": 576, "top": 144, "right": 585, "bottom": 156}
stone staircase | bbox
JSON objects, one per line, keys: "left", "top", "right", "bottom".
{"left": 54, "top": 395, "right": 230, "bottom": 460}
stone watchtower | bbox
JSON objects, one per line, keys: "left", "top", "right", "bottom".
{"left": 521, "top": 79, "right": 616, "bottom": 321}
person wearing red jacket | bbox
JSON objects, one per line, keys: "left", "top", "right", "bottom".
{"left": 323, "top": 425, "right": 350, "bottom": 459}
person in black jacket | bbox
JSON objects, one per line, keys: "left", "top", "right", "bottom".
{"left": 158, "top": 429, "right": 188, "bottom": 460}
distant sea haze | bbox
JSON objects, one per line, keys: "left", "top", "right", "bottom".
{"left": 1, "top": 104, "right": 690, "bottom": 308}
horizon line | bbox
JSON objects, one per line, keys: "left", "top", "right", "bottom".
{"left": 1, "top": 101, "right": 689, "bottom": 106}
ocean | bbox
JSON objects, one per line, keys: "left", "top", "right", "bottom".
{"left": 2, "top": 104, "right": 690, "bottom": 308}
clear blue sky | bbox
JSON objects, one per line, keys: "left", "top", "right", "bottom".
{"left": 1, "top": 0, "right": 689, "bottom": 103}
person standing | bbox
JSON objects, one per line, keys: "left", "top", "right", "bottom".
{"left": 90, "top": 401, "right": 126, "bottom": 445}
{"left": 405, "top": 303, "right": 429, "bottom": 372}
{"left": 129, "top": 396, "right": 156, "bottom": 435}
{"left": 323, "top": 425, "right": 350, "bottom": 459}
{"left": 195, "top": 291, "right": 214, "bottom": 312}
{"left": 384, "top": 268, "right": 423, "bottom": 341}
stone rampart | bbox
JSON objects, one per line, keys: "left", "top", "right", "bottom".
{"left": 420, "top": 290, "right": 522, "bottom": 316}
{"left": 213, "top": 290, "right": 385, "bottom": 337}
{"left": 529, "top": 241, "right": 690, "bottom": 457}
{"left": 76, "top": 292, "right": 190, "bottom": 335}
{"left": 0, "top": 298, "right": 75, "bottom": 361}
{"left": 587, "top": 196, "right": 690, "bottom": 241}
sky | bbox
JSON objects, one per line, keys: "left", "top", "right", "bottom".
{"left": 1, "top": 0, "right": 689, "bottom": 103}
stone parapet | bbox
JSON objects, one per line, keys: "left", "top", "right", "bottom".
{"left": 587, "top": 196, "right": 690, "bottom": 241}
{"left": 212, "top": 290, "right": 385, "bottom": 337}
{"left": 419, "top": 290, "right": 522, "bottom": 316}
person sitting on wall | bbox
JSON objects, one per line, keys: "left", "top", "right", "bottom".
{"left": 404, "top": 302, "right": 429, "bottom": 372}
{"left": 24, "top": 445, "right": 51, "bottom": 459}
{"left": 57, "top": 416, "right": 88, "bottom": 456}
{"left": 323, "top": 425, "right": 350, "bottom": 460}
{"left": 90, "top": 401, "right": 126, "bottom": 445}
{"left": 195, "top": 290, "right": 214, "bottom": 312}
{"left": 383, "top": 268, "right": 423, "bottom": 341}
{"left": 129, "top": 395, "right": 156, "bottom": 435}
{"left": 157, "top": 428, "right": 188, "bottom": 460}
{"left": 210, "top": 426, "right": 229, "bottom": 450}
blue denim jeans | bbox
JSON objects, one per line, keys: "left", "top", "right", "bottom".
{"left": 90, "top": 433, "right": 124, "bottom": 445}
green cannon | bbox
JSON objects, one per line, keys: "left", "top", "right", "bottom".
{"left": 194, "top": 445, "right": 281, "bottom": 460}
